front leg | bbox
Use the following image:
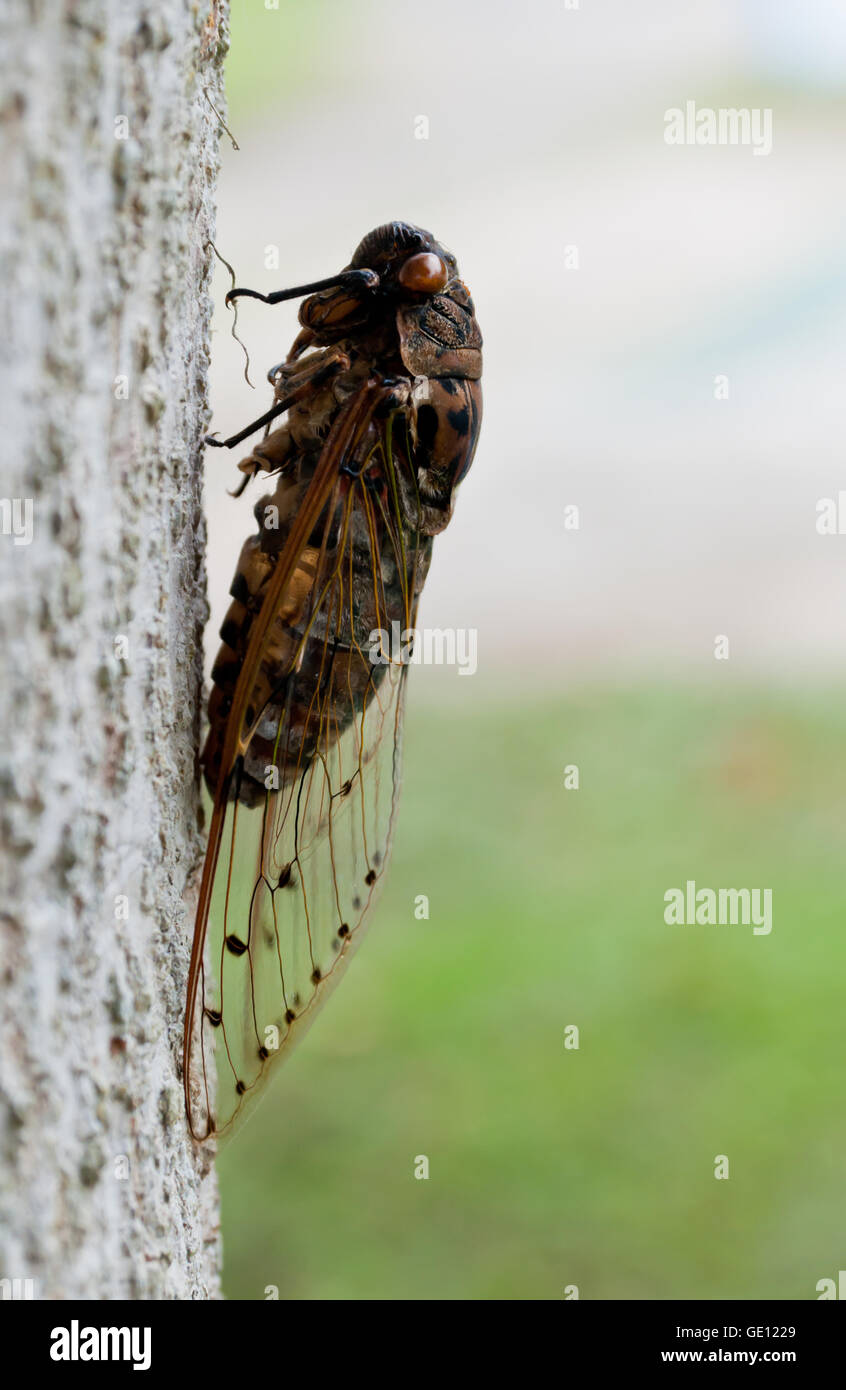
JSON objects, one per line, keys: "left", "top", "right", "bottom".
{"left": 204, "top": 347, "right": 350, "bottom": 451}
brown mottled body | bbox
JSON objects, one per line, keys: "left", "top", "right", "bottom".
{"left": 203, "top": 222, "right": 483, "bottom": 804}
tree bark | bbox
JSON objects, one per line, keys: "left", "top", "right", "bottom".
{"left": 0, "top": 0, "right": 227, "bottom": 1299}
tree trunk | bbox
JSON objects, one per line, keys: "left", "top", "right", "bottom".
{"left": 0, "top": 0, "right": 227, "bottom": 1300}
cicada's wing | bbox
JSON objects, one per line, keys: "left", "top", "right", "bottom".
{"left": 184, "top": 382, "right": 425, "bottom": 1139}
{"left": 193, "top": 648, "right": 409, "bottom": 1141}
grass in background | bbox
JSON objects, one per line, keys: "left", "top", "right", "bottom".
{"left": 218, "top": 683, "right": 846, "bottom": 1300}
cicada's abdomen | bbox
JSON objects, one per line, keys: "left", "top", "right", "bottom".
{"left": 203, "top": 446, "right": 432, "bottom": 806}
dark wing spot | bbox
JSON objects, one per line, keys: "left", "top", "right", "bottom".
{"left": 258, "top": 1046, "right": 269, "bottom": 1060}
{"left": 365, "top": 869, "right": 377, "bottom": 885}
{"left": 338, "top": 923, "right": 350, "bottom": 938}
{"left": 447, "top": 406, "right": 470, "bottom": 436}
{"left": 416, "top": 403, "right": 438, "bottom": 452}
{"left": 225, "top": 935, "right": 248, "bottom": 956}
{"left": 285, "top": 1008, "right": 296, "bottom": 1024}
{"left": 311, "top": 968, "right": 322, "bottom": 983}
{"left": 235, "top": 1080, "right": 247, "bottom": 1095}
{"left": 205, "top": 1008, "right": 222, "bottom": 1027}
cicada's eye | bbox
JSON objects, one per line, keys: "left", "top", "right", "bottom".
{"left": 398, "top": 252, "right": 448, "bottom": 293}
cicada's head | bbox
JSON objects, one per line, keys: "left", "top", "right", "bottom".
{"left": 349, "top": 221, "right": 457, "bottom": 293}
{"left": 299, "top": 221, "right": 482, "bottom": 382}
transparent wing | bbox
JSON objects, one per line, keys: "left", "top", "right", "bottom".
{"left": 184, "top": 384, "right": 426, "bottom": 1139}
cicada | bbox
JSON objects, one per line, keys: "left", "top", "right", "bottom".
{"left": 184, "top": 222, "right": 483, "bottom": 1139}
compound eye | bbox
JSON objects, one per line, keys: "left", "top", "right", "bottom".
{"left": 398, "top": 252, "right": 448, "bottom": 293}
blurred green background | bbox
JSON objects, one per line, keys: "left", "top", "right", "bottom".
{"left": 209, "top": 2, "right": 846, "bottom": 1299}
{"left": 220, "top": 685, "right": 846, "bottom": 1301}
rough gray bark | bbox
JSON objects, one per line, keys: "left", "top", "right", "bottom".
{"left": 0, "top": 1, "right": 228, "bottom": 1299}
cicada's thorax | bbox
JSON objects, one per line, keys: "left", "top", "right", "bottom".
{"left": 203, "top": 224, "right": 483, "bottom": 804}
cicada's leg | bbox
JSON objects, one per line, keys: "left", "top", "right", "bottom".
{"left": 205, "top": 347, "right": 350, "bottom": 451}
{"left": 226, "top": 425, "right": 295, "bottom": 497}
{"left": 226, "top": 349, "right": 355, "bottom": 496}
{"left": 266, "top": 327, "right": 317, "bottom": 383}
{"left": 283, "top": 327, "right": 317, "bottom": 369}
